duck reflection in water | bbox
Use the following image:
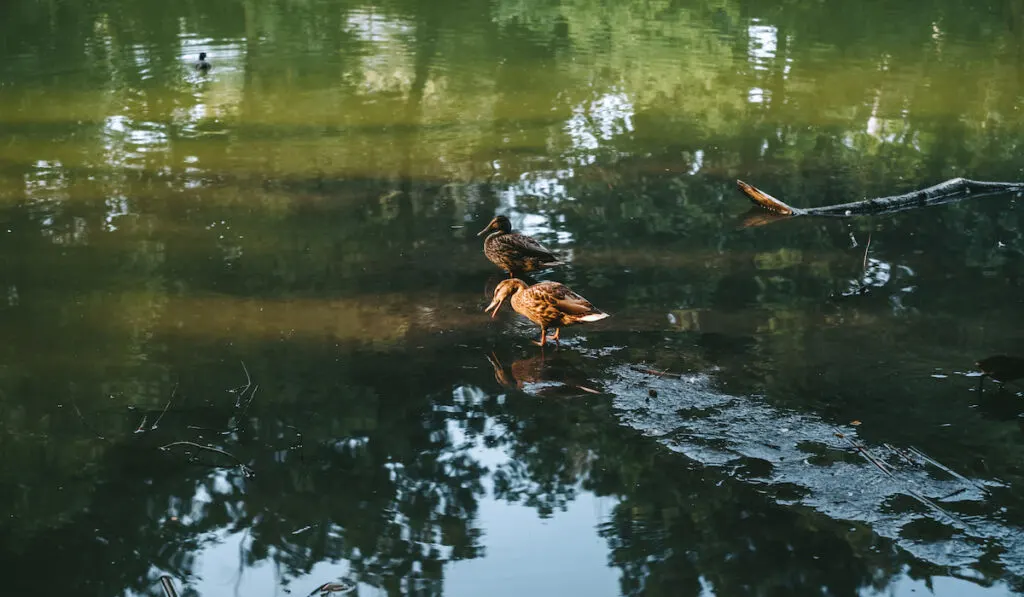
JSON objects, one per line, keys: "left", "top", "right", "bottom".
{"left": 486, "top": 352, "right": 602, "bottom": 397}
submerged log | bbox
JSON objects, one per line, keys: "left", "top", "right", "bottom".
{"left": 736, "top": 178, "right": 1024, "bottom": 225}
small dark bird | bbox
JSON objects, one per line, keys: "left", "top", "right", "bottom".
{"left": 485, "top": 278, "right": 608, "bottom": 346}
{"left": 477, "top": 215, "right": 563, "bottom": 276}
{"left": 977, "top": 355, "right": 1024, "bottom": 383}
{"left": 195, "top": 52, "right": 211, "bottom": 72}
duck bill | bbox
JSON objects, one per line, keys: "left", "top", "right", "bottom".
{"left": 484, "top": 296, "right": 504, "bottom": 318}
{"left": 477, "top": 218, "right": 500, "bottom": 237}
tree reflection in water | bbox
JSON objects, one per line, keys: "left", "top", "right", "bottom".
{"left": 1, "top": 0, "right": 1024, "bottom": 595}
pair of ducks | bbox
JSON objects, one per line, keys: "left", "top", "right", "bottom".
{"left": 478, "top": 216, "right": 608, "bottom": 346}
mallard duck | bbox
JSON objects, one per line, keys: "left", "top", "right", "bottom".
{"left": 195, "top": 52, "right": 211, "bottom": 72}
{"left": 477, "top": 215, "right": 563, "bottom": 276}
{"left": 484, "top": 279, "right": 608, "bottom": 345}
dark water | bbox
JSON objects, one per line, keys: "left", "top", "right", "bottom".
{"left": 2, "top": 0, "right": 1024, "bottom": 595}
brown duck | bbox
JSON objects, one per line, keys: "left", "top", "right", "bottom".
{"left": 478, "top": 215, "right": 563, "bottom": 276}
{"left": 484, "top": 279, "right": 608, "bottom": 345}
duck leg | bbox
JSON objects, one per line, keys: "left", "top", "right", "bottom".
{"left": 532, "top": 327, "right": 548, "bottom": 346}
{"left": 551, "top": 328, "right": 560, "bottom": 345}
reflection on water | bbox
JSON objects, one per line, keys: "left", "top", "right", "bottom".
{"left": 2, "top": 0, "right": 1024, "bottom": 595}
{"left": 486, "top": 351, "right": 603, "bottom": 397}
{"left": 612, "top": 365, "right": 1023, "bottom": 578}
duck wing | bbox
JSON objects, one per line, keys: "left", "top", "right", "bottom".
{"left": 528, "top": 282, "right": 600, "bottom": 315}
{"left": 496, "top": 233, "right": 560, "bottom": 262}
{"left": 555, "top": 293, "right": 598, "bottom": 315}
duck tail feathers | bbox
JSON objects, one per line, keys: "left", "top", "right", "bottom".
{"left": 580, "top": 312, "right": 610, "bottom": 322}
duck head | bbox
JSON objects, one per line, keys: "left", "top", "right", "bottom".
{"left": 477, "top": 215, "right": 512, "bottom": 237}
{"left": 199, "top": 52, "right": 207, "bottom": 61}
{"left": 484, "top": 278, "right": 527, "bottom": 318}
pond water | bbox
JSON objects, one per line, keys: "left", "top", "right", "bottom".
{"left": 1, "top": 0, "right": 1024, "bottom": 595}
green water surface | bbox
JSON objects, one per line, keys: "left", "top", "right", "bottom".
{"left": 1, "top": 0, "right": 1024, "bottom": 595}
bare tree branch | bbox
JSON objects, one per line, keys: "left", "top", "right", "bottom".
{"left": 737, "top": 177, "right": 1024, "bottom": 226}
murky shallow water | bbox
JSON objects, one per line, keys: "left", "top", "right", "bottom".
{"left": 1, "top": 0, "right": 1024, "bottom": 595}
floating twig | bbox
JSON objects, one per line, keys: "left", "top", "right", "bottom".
{"left": 940, "top": 487, "right": 968, "bottom": 501}
{"left": 161, "top": 441, "right": 241, "bottom": 462}
{"left": 907, "top": 446, "right": 990, "bottom": 495}
{"left": 834, "top": 433, "right": 981, "bottom": 534}
{"left": 159, "top": 575, "right": 180, "bottom": 597}
{"left": 629, "top": 365, "right": 682, "bottom": 379}
{"left": 857, "top": 446, "right": 894, "bottom": 477}
{"left": 836, "top": 430, "right": 893, "bottom": 477}
{"left": 186, "top": 424, "right": 231, "bottom": 434}
{"left": 230, "top": 361, "right": 253, "bottom": 407}
{"left": 907, "top": 488, "right": 975, "bottom": 533}
{"left": 150, "top": 381, "right": 178, "bottom": 431}
{"left": 71, "top": 395, "right": 108, "bottom": 442}
{"left": 862, "top": 231, "right": 872, "bottom": 272}
{"left": 737, "top": 177, "right": 1024, "bottom": 220}
{"left": 240, "top": 384, "right": 258, "bottom": 417}
{"left": 231, "top": 382, "right": 260, "bottom": 434}
{"left": 881, "top": 443, "right": 918, "bottom": 467}
{"left": 160, "top": 441, "right": 253, "bottom": 477}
